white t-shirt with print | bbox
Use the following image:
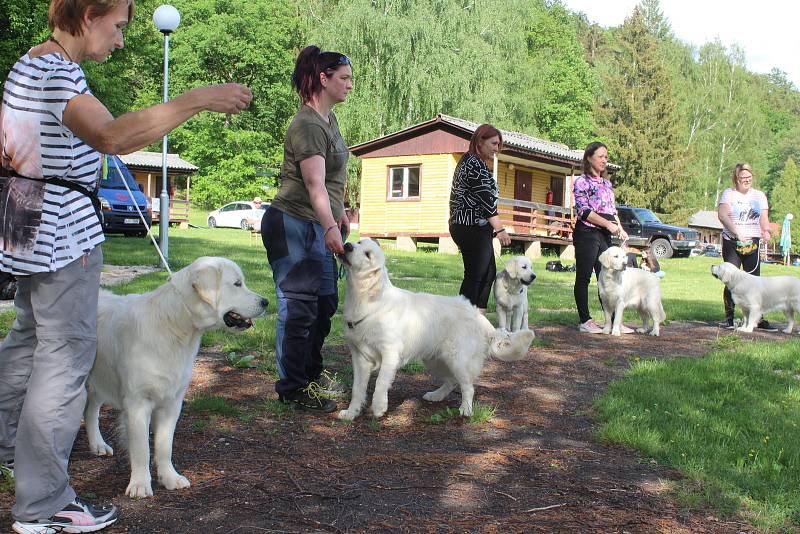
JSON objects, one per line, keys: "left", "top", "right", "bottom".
{"left": 719, "top": 187, "right": 768, "bottom": 240}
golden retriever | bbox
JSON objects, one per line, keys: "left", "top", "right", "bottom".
{"left": 337, "top": 239, "right": 534, "bottom": 420}
{"left": 84, "top": 257, "right": 267, "bottom": 497}
{"left": 494, "top": 256, "right": 535, "bottom": 331}
{"left": 711, "top": 262, "right": 800, "bottom": 333}
{"left": 598, "top": 246, "right": 666, "bottom": 336}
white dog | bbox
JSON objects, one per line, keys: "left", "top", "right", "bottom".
{"left": 598, "top": 246, "right": 666, "bottom": 336}
{"left": 84, "top": 257, "right": 267, "bottom": 497}
{"left": 711, "top": 262, "right": 800, "bottom": 333}
{"left": 337, "top": 239, "right": 534, "bottom": 420}
{"left": 494, "top": 256, "right": 535, "bottom": 331}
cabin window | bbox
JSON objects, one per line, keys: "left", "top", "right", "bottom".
{"left": 388, "top": 166, "right": 420, "bottom": 200}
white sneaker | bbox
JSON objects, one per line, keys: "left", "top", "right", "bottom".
{"left": 579, "top": 319, "right": 604, "bottom": 334}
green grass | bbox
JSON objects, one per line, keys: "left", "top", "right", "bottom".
{"left": 594, "top": 339, "right": 800, "bottom": 531}
{"left": 189, "top": 395, "right": 240, "bottom": 417}
{"left": 424, "top": 402, "right": 496, "bottom": 425}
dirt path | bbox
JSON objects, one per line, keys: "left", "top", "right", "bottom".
{"left": 0, "top": 321, "right": 773, "bottom": 533}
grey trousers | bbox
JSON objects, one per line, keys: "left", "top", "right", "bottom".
{"left": 0, "top": 247, "right": 102, "bottom": 521}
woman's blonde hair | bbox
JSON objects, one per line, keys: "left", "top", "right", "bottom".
{"left": 731, "top": 162, "right": 754, "bottom": 188}
{"left": 49, "top": 0, "right": 135, "bottom": 36}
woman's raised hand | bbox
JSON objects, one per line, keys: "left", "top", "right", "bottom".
{"left": 192, "top": 83, "right": 253, "bottom": 114}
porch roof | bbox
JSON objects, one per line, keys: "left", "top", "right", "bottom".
{"left": 119, "top": 151, "right": 198, "bottom": 173}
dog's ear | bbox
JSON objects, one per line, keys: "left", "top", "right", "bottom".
{"left": 361, "top": 266, "right": 384, "bottom": 299}
{"left": 599, "top": 249, "right": 612, "bottom": 269}
{"left": 506, "top": 258, "right": 518, "bottom": 278}
{"left": 191, "top": 263, "right": 221, "bottom": 307}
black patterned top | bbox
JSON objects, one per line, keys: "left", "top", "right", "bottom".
{"left": 449, "top": 152, "right": 498, "bottom": 226}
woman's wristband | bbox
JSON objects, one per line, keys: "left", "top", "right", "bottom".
{"left": 324, "top": 224, "right": 338, "bottom": 236}
{"left": 493, "top": 228, "right": 506, "bottom": 236}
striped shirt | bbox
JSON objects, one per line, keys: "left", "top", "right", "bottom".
{"left": 0, "top": 51, "right": 104, "bottom": 275}
{"left": 449, "top": 152, "right": 498, "bottom": 226}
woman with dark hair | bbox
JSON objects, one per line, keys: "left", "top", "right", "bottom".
{"left": 0, "top": 1, "right": 251, "bottom": 531}
{"left": 572, "top": 142, "right": 632, "bottom": 334}
{"left": 717, "top": 162, "right": 776, "bottom": 331}
{"left": 449, "top": 124, "right": 511, "bottom": 314}
{"left": 261, "top": 45, "right": 352, "bottom": 413}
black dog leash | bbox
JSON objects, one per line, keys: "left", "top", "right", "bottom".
{"left": 0, "top": 167, "right": 102, "bottom": 222}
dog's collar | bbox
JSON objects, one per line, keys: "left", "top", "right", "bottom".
{"left": 346, "top": 316, "right": 367, "bottom": 329}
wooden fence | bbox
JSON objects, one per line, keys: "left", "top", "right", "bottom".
{"left": 497, "top": 198, "right": 574, "bottom": 243}
{"left": 152, "top": 198, "right": 190, "bottom": 224}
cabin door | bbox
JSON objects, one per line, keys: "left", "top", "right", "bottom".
{"left": 550, "top": 176, "right": 564, "bottom": 207}
{"left": 514, "top": 170, "right": 532, "bottom": 223}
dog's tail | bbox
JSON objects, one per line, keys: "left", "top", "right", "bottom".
{"left": 480, "top": 316, "right": 535, "bottom": 362}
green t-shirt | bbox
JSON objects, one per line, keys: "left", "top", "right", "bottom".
{"left": 270, "top": 105, "right": 349, "bottom": 223}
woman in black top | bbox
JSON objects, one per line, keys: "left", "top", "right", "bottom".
{"left": 449, "top": 124, "right": 511, "bottom": 312}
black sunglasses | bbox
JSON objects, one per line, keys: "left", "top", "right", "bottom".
{"left": 323, "top": 54, "right": 351, "bottom": 70}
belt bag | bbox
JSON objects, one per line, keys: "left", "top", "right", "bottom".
{"left": 0, "top": 167, "right": 102, "bottom": 222}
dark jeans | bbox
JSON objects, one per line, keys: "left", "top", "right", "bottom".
{"left": 450, "top": 223, "right": 496, "bottom": 308}
{"left": 261, "top": 207, "right": 338, "bottom": 398}
{"left": 721, "top": 235, "right": 760, "bottom": 321}
{"left": 573, "top": 220, "right": 612, "bottom": 324}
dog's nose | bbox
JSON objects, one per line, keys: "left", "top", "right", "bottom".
{"left": 531, "top": 273, "right": 537, "bottom": 281}
{"left": 344, "top": 242, "right": 354, "bottom": 253}
{"left": 260, "top": 298, "right": 269, "bottom": 309}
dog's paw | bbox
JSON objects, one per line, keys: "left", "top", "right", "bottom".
{"left": 735, "top": 326, "right": 754, "bottom": 333}
{"left": 370, "top": 401, "right": 388, "bottom": 418}
{"left": 602, "top": 327, "right": 611, "bottom": 334}
{"left": 459, "top": 404, "right": 473, "bottom": 417}
{"left": 160, "top": 472, "right": 190, "bottom": 491}
{"left": 611, "top": 330, "right": 621, "bottom": 337}
{"left": 89, "top": 442, "right": 114, "bottom": 456}
{"left": 649, "top": 330, "right": 660, "bottom": 336}
{"left": 126, "top": 479, "right": 154, "bottom": 498}
{"left": 635, "top": 327, "right": 649, "bottom": 334}
{"left": 422, "top": 391, "right": 445, "bottom": 402}
{"left": 337, "top": 409, "right": 358, "bottom": 421}
{"left": 783, "top": 327, "right": 794, "bottom": 334}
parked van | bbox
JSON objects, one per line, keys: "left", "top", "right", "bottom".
{"left": 99, "top": 155, "right": 152, "bottom": 237}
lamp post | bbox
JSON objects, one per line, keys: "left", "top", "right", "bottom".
{"left": 153, "top": 5, "right": 180, "bottom": 266}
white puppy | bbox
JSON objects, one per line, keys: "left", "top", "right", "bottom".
{"left": 494, "top": 256, "right": 535, "bottom": 331}
{"left": 84, "top": 257, "right": 267, "bottom": 498}
{"left": 337, "top": 239, "right": 534, "bottom": 420}
{"left": 598, "top": 246, "right": 666, "bottom": 336}
{"left": 711, "top": 262, "right": 800, "bottom": 333}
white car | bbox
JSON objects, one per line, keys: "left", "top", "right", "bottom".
{"left": 207, "top": 201, "right": 267, "bottom": 229}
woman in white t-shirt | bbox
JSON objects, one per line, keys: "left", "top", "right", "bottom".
{"left": 717, "top": 162, "right": 776, "bottom": 331}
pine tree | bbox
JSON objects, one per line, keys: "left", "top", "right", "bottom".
{"left": 596, "top": 4, "right": 684, "bottom": 212}
{"left": 770, "top": 158, "right": 800, "bottom": 251}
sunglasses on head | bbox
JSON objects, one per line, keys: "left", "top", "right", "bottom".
{"left": 323, "top": 54, "right": 351, "bottom": 70}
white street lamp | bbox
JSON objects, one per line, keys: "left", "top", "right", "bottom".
{"left": 153, "top": 5, "right": 180, "bottom": 266}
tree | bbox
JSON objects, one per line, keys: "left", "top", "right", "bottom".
{"left": 769, "top": 158, "right": 800, "bottom": 251}
{"left": 154, "top": 0, "right": 300, "bottom": 207}
{"left": 596, "top": 4, "right": 684, "bottom": 212}
{"left": 525, "top": 1, "right": 598, "bottom": 148}
{"left": 0, "top": 0, "right": 49, "bottom": 75}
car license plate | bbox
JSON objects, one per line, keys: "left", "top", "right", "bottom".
{"left": 124, "top": 218, "right": 138, "bottom": 224}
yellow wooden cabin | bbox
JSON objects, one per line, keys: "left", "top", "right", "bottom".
{"left": 350, "top": 114, "right": 588, "bottom": 258}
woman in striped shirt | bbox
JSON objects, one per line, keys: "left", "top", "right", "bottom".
{"left": 449, "top": 124, "right": 511, "bottom": 313}
{"left": 0, "top": 1, "right": 252, "bottom": 532}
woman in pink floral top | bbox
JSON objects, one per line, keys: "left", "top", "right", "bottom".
{"left": 572, "top": 142, "right": 630, "bottom": 334}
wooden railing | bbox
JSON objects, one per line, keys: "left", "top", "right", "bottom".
{"left": 153, "top": 198, "right": 190, "bottom": 224}
{"left": 497, "top": 198, "right": 574, "bottom": 242}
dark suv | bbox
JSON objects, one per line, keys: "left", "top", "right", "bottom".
{"left": 615, "top": 205, "right": 699, "bottom": 258}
